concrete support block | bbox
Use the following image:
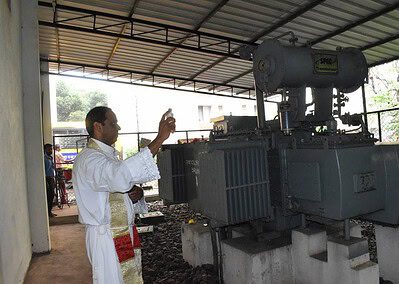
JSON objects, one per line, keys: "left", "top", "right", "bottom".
{"left": 375, "top": 224, "right": 399, "bottom": 283}
{"left": 181, "top": 223, "right": 213, "bottom": 266}
{"left": 350, "top": 223, "right": 363, "bottom": 238}
{"left": 292, "top": 228, "right": 327, "bottom": 284}
{"left": 292, "top": 228, "right": 379, "bottom": 284}
{"left": 221, "top": 236, "right": 293, "bottom": 284}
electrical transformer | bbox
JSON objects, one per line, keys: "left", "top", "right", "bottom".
{"left": 158, "top": 38, "right": 399, "bottom": 234}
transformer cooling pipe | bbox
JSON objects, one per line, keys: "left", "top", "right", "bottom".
{"left": 256, "top": 87, "right": 266, "bottom": 129}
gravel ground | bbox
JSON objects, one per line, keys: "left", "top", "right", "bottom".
{"left": 139, "top": 202, "right": 219, "bottom": 284}
{"left": 358, "top": 221, "right": 377, "bottom": 263}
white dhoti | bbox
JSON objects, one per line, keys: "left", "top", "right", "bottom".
{"left": 86, "top": 225, "right": 143, "bottom": 284}
{"left": 72, "top": 138, "right": 159, "bottom": 284}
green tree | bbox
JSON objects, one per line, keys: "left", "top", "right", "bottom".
{"left": 56, "top": 79, "right": 108, "bottom": 122}
{"left": 68, "top": 110, "right": 87, "bottom": 121}
{"left": 86, "top": 90, "right": 108, "bottom": 110}
{"left": 56, "top": 81, "right": 85, "bottom": 121}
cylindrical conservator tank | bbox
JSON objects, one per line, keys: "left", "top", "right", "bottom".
{"left": 252, "top": 39, "right": 368, "bottom": 93}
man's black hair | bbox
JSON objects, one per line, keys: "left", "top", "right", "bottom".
{"left": 85, "top": 106, "right": 111, "bottom": 137}
{"left": 44, "top": 143, "right": 52, "bottom": 151}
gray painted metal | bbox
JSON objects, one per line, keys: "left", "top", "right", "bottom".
{"left": 158, "top": 143, "right": 207, "bottom": 212}
{"left": 365, "top": 144, "right": 399, "bottom": 225}
{"left": 181, "top": 143, "right": 207, "bottom": 212}
{"left": 158, "top": 146, "right": 186, "bottom": 203}
{"left": 212, "top": 115, "right": 258, "bottom": 134}
{"left": 285, "top": 146, "right": 385, "bottom": 220}
{"left": 253, "top": 39, "right": 368, "bottom": 93}
{"left": 198, "top": 141, "right": 272, "bottom": 225}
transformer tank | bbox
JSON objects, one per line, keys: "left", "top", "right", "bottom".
{"left": 158, "top": 38, "right": 399, "bottom": 233}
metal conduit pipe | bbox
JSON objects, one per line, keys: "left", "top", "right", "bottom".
{"left": 256, "top": 87, "right": 266, "bottom": 129}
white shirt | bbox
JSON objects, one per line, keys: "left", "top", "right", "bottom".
{"left": 72, "top": 138, "right": 160, "bottom": 226}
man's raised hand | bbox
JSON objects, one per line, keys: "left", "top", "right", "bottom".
{"left": 148, "top": 111, "right": 176, "bottom": 156}
{"left": 158, "top": 110, "right": 176, "bottom": 141}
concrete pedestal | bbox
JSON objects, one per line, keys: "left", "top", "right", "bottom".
{"left": 292, "top": 228, "right": 379, "bottom": 284}
{"left": 375, "top": 224, "right": 399, "bottom": 283}
{"left": 181, "top": 223, "right": 378, "bottom": 283}
{"left": 181, "top": 223, "right": 213, "bottom": 266}
{"left": 222, "top": 236, "right": 293, "bottom": 284}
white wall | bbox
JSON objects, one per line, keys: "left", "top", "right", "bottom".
{"left": 0, "top": 0, "right": 32, "bottom": 283}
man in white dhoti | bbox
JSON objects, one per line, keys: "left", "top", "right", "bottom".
{"left": 72, "top": 106, "right": 175, "bottom": 284}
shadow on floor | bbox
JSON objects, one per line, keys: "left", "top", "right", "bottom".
{"left": 49, "top": 204, "right": 79, "bottom": 226}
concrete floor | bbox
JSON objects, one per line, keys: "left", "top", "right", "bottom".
{"left": 52, "top": 204, "right": 78, "bottom": 218}
{"left": 50, "top": 205, "right": 79, "bottom": 226}
{"left": 24, "top": 190, "right": 160, "bottom": 283}
{"left": 24, "top": 224, "right": 92, "bottom": 284}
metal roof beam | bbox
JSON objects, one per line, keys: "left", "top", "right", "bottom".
{"left": 249, "top": 0, "right": 326, "bottom": 44}
{"left": 147, "top": 0, "right": 229, "bottom": 75}
{"left": 222, "top": 70, "right": 252, "bottom": 85}
{"left": 39, "top": 19, "right": 245, "bottom": 59}
{"left": 105, "top": 0, "right": 140, "bottom": 67}
{"left": 308, "top": 2, "right": 399, "bottom": 46}
{"left": 52, "top": 1, "right": 61, "bottom": 60}
{"left": 41, "top": 58, "right": 255, "bottom": 100}
{"left": 368, "top": 55, "right": 399, "bottom": 68}
{"left": 181, "top": 0, "right": 325, "bottom": 85}
{"left": 360, "top": 33, "right": 399, "bottom": 51}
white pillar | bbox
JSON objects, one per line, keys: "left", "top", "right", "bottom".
{"left": 41, "top": 61, "right": 53, "bottom": 144}
{"left": 0, "top": 252, "right": 3, "bottom": 284}
{"left": 21, "top": 0, "right": 51, "bottom": 252}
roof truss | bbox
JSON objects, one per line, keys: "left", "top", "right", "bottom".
{"left": 38, "top": 0, "right": 399, "bottom": 96}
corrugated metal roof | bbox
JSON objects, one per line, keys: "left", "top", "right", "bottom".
{"left": 38, "top": 0, "right": 399, "bottom": 96}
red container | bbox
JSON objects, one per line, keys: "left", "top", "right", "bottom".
{"left": 63, "top": 169, "right": 72, "bottom": 181}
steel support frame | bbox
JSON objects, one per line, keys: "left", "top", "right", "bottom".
{"left": 38, "top": 1, "right": 253, "bottom": 59}
{"left": 41, "top": 58, "right": 255, "bottom": 100}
